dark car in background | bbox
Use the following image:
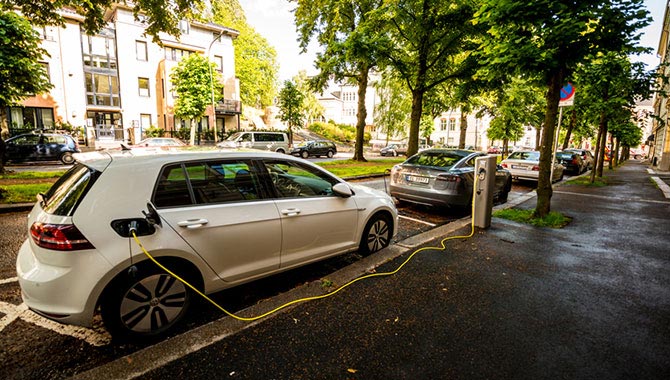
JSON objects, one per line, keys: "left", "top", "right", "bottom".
{"left": 563, "top": 148, "right": 594, "bottom": 171}
{"left": 291, "top": 140, "right": 337, "bottom": 158}
{"left": 380, "top": 143, "right": 408, "bottom": 157}
{"left": 556, "top": 151, "right": 585, "bottom": 175}
{"left": 2, "top": 132, "right": 80, "bottom": 165}
{"left": 389, "top": 149, "right": 512, "bottom": 208}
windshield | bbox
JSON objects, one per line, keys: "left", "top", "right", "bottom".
{"left": 405, "top": 151, "right": 466, "bottom": 169}
{"left": 226, "top": 132, "right": 243, "bottom": 141}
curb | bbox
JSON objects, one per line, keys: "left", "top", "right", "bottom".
{"left": 0, "top": 203, "right": 34, "bottom": 213}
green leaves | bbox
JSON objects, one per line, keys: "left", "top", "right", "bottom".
{"left": 170, "top": 54, "right": 223, "bottom": 120}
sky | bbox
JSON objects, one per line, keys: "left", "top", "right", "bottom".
{"left": 238, "top": 0, "right": 667, "bottom": 82}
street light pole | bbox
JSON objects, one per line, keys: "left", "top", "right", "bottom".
{"left": 208, "top": 30, "right": 224, "bottom": 143}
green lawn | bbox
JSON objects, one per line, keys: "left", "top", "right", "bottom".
{"left": 0, "top": 183, "right": 52, "bottom": 204}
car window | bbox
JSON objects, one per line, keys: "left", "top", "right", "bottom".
{"left": 406, "top": 151, "right": 466, "bottom": 169}
{"left": 15, "top": 135, "right": 41, "bottom": 145}
{"left": 556, "top": 152, "right": 574, "bottom": 160}
{"left": 508, "top": 151, "right": 540, "bottom": 161}
{"left": 42, "top": 163, "right": 98, "bottom": 216}
{"left": 46, "top": 135, "right": 67, "bottom": 144}
{"left": 154, "top": 165, "right": 192, "bottom": 208}
{"left": 263, "top": 160, "right": 339, "bottom": 198}
{"left": 189, "top": 161, "right": 260, "bottom": 203}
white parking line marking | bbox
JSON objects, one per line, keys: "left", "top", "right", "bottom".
{"left": 0, "top": 301, "right": 110, "bottom": 346}
{"left": 0, "top": 277, "right": 18, "bottom": 285}
{"left": 399, "top": 215, "right": 437, "bottom": 227}
{"left": 651, "top": 177, "right": 670, "bottom": 198}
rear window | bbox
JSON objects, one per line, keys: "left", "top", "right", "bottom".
{"left": 405, "top": 151, "right": 466, "bottom": 169}
{"left": 508, "top": 151, "right": 540, "bottom": 161}
{"left": 556, "top": 152, "right": 574, "bottom": 160}
{"left": 42, "top": 163, "right": 99, "bottom": 216}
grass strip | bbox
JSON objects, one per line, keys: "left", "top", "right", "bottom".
{"left": 493, "top": 208, "right": 571, "bottom": 228}
{"left": 0, "top": 183, "right": 52, "bottom": 204}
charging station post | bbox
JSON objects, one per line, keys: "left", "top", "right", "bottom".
{"left": 474, "top": 155, "right": 498, "bottom": 229}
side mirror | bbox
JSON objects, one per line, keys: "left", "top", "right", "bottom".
{"left": 332, "top": 183, "right": 353, "bottom": 198}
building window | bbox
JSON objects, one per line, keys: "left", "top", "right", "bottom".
{"left": 214, "top": 55, "right": 223, "bottom": 72}
{"left": 85, "top": 72, "right": 120, "bottom": 106}
{"left": 179, "top": 20, "right": 190, "bottom": 35}
{"left": 138, "top": 77, "right": 150, "bottom": 97}
{"left": 440, "top": 119, "right": 447, "bottom": 131}
{"left": 448, "top": 118, "right": 456, "bottom": 131}
{"left": 136, "top": 41, "right": 148, "bottom": 61}
{"left": 141, "top": 114, "right": 152, "bottom": 128}
{"left": 165, "top": 47, "right": 193, "bottom": 62}
{"left": 8, "top": 107, "right": 55, "bottom": 130}
{"left": 39, "top": 62, "right": 50, "bottom": 83}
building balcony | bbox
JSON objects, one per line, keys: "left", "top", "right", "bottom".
{"left": 215, "top": 99, "right": 241, "bottom": 115}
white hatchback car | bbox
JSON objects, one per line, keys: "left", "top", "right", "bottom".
{"left": 17, "top": 150, "right": 397, "bottom": 339}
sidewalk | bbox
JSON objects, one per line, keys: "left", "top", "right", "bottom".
{"left": 75, "top": 160, "right": 670, "bottom": 380}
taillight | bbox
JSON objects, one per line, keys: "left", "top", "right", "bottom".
{"left": 30, "top": 222, "right": 95, "bottom": 251}
{"left": 531, "top": 165, "right": 540, "bottom": 171}
{"left": 436, "top": 175, "right": 461, "bottom": 183}
{"left": 501, "top": 163, "right": 508, "bottom": 168}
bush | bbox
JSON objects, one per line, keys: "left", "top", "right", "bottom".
{"left": 308, "top": 121, "right": 370, "bottom": 144}
{"left": 145, "top": 127, "right": 165, "bottom": 137}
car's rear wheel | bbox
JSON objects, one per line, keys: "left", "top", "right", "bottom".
{"left": 276, "top": 148, "right": 285, "bottom": 154}
{"left": 301, "top": 151, "right": 309, "bottom": 159}
{"left": 60, "top": 152, "right": 75, "bottom": 165}
{"left": 359, "top": 213, "right": 392, "bottom": 255}
{"left": 101, "top": 264, "right": 192, "bottom": 340}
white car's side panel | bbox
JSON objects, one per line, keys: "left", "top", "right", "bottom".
{"left": 159, "top": 201, "right": 282, "bottom": 282}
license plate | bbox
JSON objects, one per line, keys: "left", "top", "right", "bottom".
{"left": 511, "top": 165, "right": 523, "bottom": 169}
{"left": 406, "top": 175, "right": 429, "bottom": 184}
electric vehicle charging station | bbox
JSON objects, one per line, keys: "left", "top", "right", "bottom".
{"left": 474, "top": 155, "right": 498, "bottom": 229}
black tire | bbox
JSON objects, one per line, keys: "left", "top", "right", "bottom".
{"left": 60, "top": 152, "right": 75, "bottom": 165}
{"left": 359, "top": 213, "right": 392, "bottom": 255}
{"left": 276, "top": 148, "right": 285, "bottom": 154}
{"left": 499, "top": 178, "right": 512, "bottom": 203}
{"left": 327, "top": 150, "right": 334, "bottom": 158}
{"left": 301, "top": 151, "right": 309, "bottom": 159}
{"left": 101, "top": 264, "right": 192, "bottom": 340}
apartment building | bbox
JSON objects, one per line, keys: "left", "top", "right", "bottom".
{"left": 4, "top": 5, "right": 240, "bottom": 148}
{"left": 651, "top": 0, "right": 670, "bottom": 170}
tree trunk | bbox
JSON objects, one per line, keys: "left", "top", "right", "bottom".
{"left": 458, "top": 111, "right": 468, "bottom": 149}
{"left": 407, "top": 89, "right": 424, "bottom": 157}
{"left": 0, "top": 107, "right": 7, "bottom": 174}
{"left": 352, "top": 63, "right": 370, "bottom": 162}
{"left": 189, "top": 120, "right": 196, "bottom": 146}
{"left": 597, "top": 123, "right": 608, "bottom": 177}
{"left": 590, "top": 116, "right": 604, "bottom": 183}
{"left": 613, "top": 137, "right": 620, "bottom": 167}
{"left": 535, "top": 69, "right": 564, "bottom": 218}
{"left": 562, "top": 109, "right": 576, "bottom": 150}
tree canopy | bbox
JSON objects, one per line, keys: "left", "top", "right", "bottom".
{"left": 277, "top": 80, "right": 305, "bottom": 144}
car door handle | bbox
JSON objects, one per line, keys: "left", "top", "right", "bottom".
{"left": 281, "top": 208, "right": 301, "bottom": 216}
{"left": 177, "top": 218, "right": 209, "bottom": 229}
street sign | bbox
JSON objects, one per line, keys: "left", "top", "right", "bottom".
{"left": 559, "top": 82, "right": 575, "bottom": 107}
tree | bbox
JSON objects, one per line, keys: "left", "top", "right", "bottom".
{"left": 372, "top": 0, "right": 484, "bottom": 157}
{"left": 170, "top": 54, "right": 224, "bottom": 145}
{"left": 211, "top": 0, "right": 278, "bottom": 109}
{"left": 277, "top": 80, "right": 305, "bottom": 145}
{"left": 374, "top": 70, "right": 411, "bottom": 144}
{"left": 294, "top": 0, "right": 383, "bottom": 161}
{"left": 0, "top": 11, "right": 52, "bottom": 174}
{"left": 294, "top": 71, "right": 325, "bottom": 126}
{"left": 475, "top": 0, "right": 651, "bottom": 217}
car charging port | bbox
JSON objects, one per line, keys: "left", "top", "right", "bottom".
{"left": 110, "top": 218, "right": 156, "bottom": 238}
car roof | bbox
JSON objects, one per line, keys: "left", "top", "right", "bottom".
{"left": 73, "top": 149, "right": 308, "bottom": 172}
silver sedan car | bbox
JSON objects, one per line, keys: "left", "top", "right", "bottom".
{"left": 389, "top": 149, "right": 512, "bottom": 208}
{"left": 500, "top": 150, "right": 564, "bottom": 182}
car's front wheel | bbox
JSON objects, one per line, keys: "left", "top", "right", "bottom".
{"left": 60, "top": 152, "right": 75, "bottom": 165}
{"left": 301, "top": 151, "right": 309, "bottom": 159}
{"left": 101, "top": 264, "right": 192, "bottom": 340}
{"left": 327, "top": 150, "right": 334, "bottom": 158}
{"left": 359, "top": 213, "right": 392, "bottom": 255}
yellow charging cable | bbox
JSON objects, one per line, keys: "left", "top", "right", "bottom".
{"left": 131, "top": 172, "right": 481, "bottom": 322}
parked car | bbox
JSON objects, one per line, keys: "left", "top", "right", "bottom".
{"left": 16, "top": 150, "right": 397, "bottom": 339}
{"left": 290, "top": 140, "right": 337, "bottom": 158}
{"left": 555, "top": 151, "right": 585, "bottom": 175}
{"left": 380, "top": 143, "right": 408, "bottom": 157}
{"left": 629, "top": 148, "right": 647, "bottom": 160}
{"left": 487, "top": 146, "right": 501, "bottom": 154}
{"left": 132, "top": 137, "right": 186, "bottom": 148}
{"left": 389, "top": 149, "right": 512, "bottom": 208}
{"left": 500, "top": 150, "right": 564, "bottom": 182}
{"left": 217, "top": 131, "right": 290, "bottom": 154}
{"left": 2, "top": 132, "right": 80, "bottom": 165}
{"left": 563, "top": 148, "right": 594, "bottom": 171}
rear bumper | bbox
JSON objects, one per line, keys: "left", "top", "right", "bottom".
{"left": 389, "top": 184, "right": 470, "bottom": 207}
